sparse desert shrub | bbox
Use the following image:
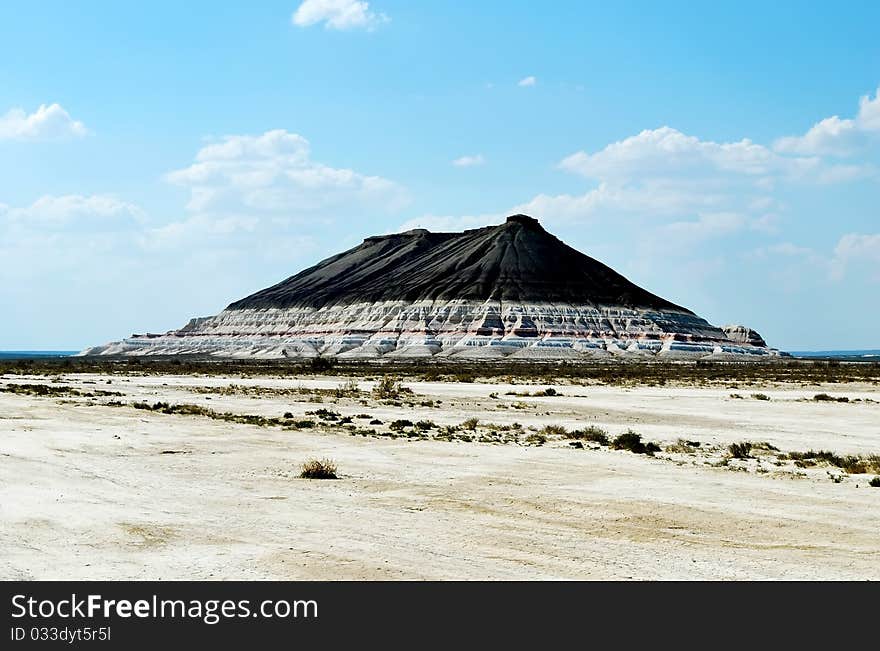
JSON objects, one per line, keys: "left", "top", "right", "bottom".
{"left": 369, "top": 419, "right": 382, "bottom": 425}
{"left": 355, "top": 414, "right": 372, "bottom": 419}
{"left": 813, "top": 393, "right": 849, "bottom": 403}
{"left": 869, "top": 476, "right": 880, "bottom": 488}
{"left": 524, "top": 433, "right": 546, "bottom": 446}
{"left": 168, "top": 403, "right": 215, "bottom": 416}
{"left": 539, "top": 424, "right": 568, "bottom": 437}
{"left": 309, "top": 357, "right": 335, "bottom": 373}
{"left": 666, "top": 438, "right": 698, "bottom": 454}
{"left": 839, "top": 455, "right": 880, "bottom": 474}
{"left": 751, "top": 393, "right": 771, "bottom": 401}
{"left": 612, "top": 430, "right": 660, "bottom": 455}
{"left": 389, "top": 419, "right": 413, "bottom": 431}
{"left": 782, "top": 450, "right": 880, "bottom": 474}
{"left": 308, "top": 408, "right": 340, "bottom": 421}
{"left": 283, "top": 411, "right": 294, "bottom": 419}
{"left": 728, "top": 442, "right": 753, "bottom": 459}
{"left": 787, "top": 449, "right": 843, "bottom": 465}
{"left": 506, "top": 387, "right": 563, "bottom": 397}
{"left": 334, "top": 378, "right": 360, "bottom": 397}
{"left": 300, "top": 458, "right": 337, "bottom": 479}
{"left": 461, "top": 417, "right": 479, "bottom": 430}
{"left": 566, "top": 426, "right": 608, "bottom": 445}
{"left": 0, "top": 382, "right": 123, "bottom": 398}
{"left": 729, "top": 393, "right": 744, "bottom": 399}
{"left": 373, "top": 376, "right": 403, "bottom": 399}
{"left": 415, "top": 420, "right": 437, "bottom": 430}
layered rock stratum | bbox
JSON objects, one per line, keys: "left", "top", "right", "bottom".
{"left": 81, "top": 215, "right": 785, "bottom": 360}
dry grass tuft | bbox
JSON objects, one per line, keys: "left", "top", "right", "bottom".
{"left": 300, "top": 458, "right": 338, "bottom": 479}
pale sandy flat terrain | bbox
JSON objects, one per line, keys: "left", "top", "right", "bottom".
{"left": 1, "top": 372, "right": 879, "bottom": 580}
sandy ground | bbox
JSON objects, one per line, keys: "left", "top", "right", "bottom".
{"left": 1, "top": 373, "right": 879, "bottom": 580}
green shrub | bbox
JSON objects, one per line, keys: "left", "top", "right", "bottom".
{"left": 524, "top": 433, "right": 546, "bottom": 446}
{"left": 869, "top": 477, "right": 880, "bottom": 488}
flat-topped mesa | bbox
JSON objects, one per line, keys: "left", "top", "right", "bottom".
{"left": 227, "top": 214, "right": 688, "bottom": 311}
{"left": 80, "top": 215, "right": 786, "bottom": 360}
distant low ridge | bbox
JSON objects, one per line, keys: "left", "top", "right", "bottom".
{"left": 81, "top": 215, "right": 785, "bottom": 361}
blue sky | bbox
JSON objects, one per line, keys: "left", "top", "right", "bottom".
{"left": 1, "top": 1, "right": 878, "bottom": 350}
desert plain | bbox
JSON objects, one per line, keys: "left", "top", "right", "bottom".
{"left": 2, "top": 362, "right": 879, "bottom": 580}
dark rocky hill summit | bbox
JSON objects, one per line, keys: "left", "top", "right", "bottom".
{"left": 230, "top": 214, "right": 687, "bottom": 312}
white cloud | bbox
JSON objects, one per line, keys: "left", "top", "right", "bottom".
{"left": 832, "top": 232, "right": 880, "bottom": 281}
{"left": 512, "top": 180, "right": 726, "bottom": 223}
{"left": 774, "top": 87, "right": 880, "bottom": 156}
{"left": 397, "top": 213, "right": 500, "bottom": 232}
{"left": 510, "top": 119, "right": 871, "bottom": 232}
{"left": 165, "top": 129, "right": 407, "bottom": 217}
{"left": 517, "top": 76, "right": 537, "bottom": 87}
{"left": 452, "top": 154, "right": 485, "bottom": 167}
{"left": 750, "top": 242, "right": 817, "bottom": 259}
{"left": 859, "top": 88, "right": 880, "bottom": 130}
{"left": 560, "top": 126, "right": 818, "bottom": 181}
{"left": 0, "top": 194, "right": 143, "bottom": 227}
{"left": 664, "top": 212, "right": 748, "bottom": 240}
{"left": 0, "top": 103, "right": 87, "bottom": 141}
{"left": 292, "top": 0, "right": 388, "bottom": 31}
